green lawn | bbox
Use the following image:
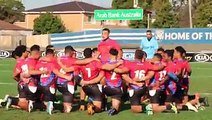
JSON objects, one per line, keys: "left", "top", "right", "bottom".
{"left": 0, "top": 59, "right": 212, "bottom": 120}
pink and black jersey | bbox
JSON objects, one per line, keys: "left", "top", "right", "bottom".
{"left": 174, "top": 59, "right": 190, "bottom": 77}
{"left": 174, "top": 59, "right": 191, "bottom": 89}
{"left": 56, "top": 56, "right": 76, "bottom": 85}
{"left": 164, "top": 61, "right": 180, "bottom": 95}
{"left": 152, "top": 62, "right": 167, "bottom": 89}
{"left": 104, "top": 60, "right": 122, "bottom": 88}
{"left": 36, "top": 59, "right": 56, "bottom": 86}
{"left": 125, "top": 60, "right": 153, "bottom": 89}
{"left": 25, "top": 57, "right": 39, "bottom": 80}
{"left": 78, "top": 60, "right": 102, "bottom": 81}
{"left": 13, "top": 58, "right": 25, "bottom": 79}
{"left": 98, "top": 38, "right": 121, "bottom": 63}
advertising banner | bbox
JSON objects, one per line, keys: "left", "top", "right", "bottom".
{"left": 1, "top": 49, "right": 212, "bottom": 62}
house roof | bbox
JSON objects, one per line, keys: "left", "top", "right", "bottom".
{"left": 0, "top": 20, "right": 31, "bottom": 31}
{"left": 25, "top": 1, "right": 107, "bottom": 13}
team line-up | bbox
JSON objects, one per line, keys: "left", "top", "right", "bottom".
{"left": 0, "top": 28, "right": 209, "bottom": 116}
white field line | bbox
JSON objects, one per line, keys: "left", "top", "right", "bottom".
{"left": 0, "top": 82, "right": 16, "bottom": 85}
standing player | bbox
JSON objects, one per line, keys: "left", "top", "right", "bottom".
{"left": 98, "top": 28, "right": 121, "bottom": 63}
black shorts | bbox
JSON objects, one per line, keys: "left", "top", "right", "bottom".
{"left": 82, "top": 84, "right": 103, "bottom": 101}
{"left": 18, "top": 80, "right": 38, "bottom": 101}
{"left": 103, "top": 86, "right": 123, "bottom": 100}
{"left": 173, "top": 86, "right": 184, "bottom": 104}
{"left": 149, "top": 89, "right": 161, "bottom": 104}
{"left": 129, "top": 87, "right": 147, "bottom": 105}
{"left": 40, "top": 84, "right": 56, "bottom": 102}
{"left": 165, "top": 95, "right": 173, "bottom": 103}
{"left": 181, "top": 88, "right": 188, "bottom": 96}
{"left": 57, "top": 82, "right": 74, "bottom": 103}
{"left": 18, "top": 82, "right": 26, "bottom": 98}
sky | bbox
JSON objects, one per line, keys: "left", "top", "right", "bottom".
{"left": 22, "top": 0, "right": 113, "bottom": 10}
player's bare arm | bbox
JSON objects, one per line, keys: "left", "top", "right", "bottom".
{"left": 134, "top": 71, "right": 155, "bottom": 82}
{"left": 114, "top": 67, "right": 129, "bottom": 74}
{"left": 53, "top": 69, "right": 73, "bottom": 81}
{"left": 81, "top": 71, "right": 104, "bottom": 86}
{"left": 122, "top": 74, "right": 144, "bottom": 87}
{"left": 101, "top": 60, "right": 123, "bottom": 71}
{"left": 151, "top": 64, "right": 165, "bottom": 71}
{"left": 75, "top": 58, "right": 99, "bottom": 65}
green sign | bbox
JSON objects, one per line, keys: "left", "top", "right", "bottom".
{"left": 94, "top": 9, "right": 143, "bottom": 20}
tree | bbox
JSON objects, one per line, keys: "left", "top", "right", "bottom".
{"left": 112, "top": 0, "right": 133, "bottom": 9}
{"left": 152, "top": 0, "right": 179, "bottom": 28}
{"left": 0, "top": 0, "right": 25, "bottom": 23}
{"left": 112, "top": 0, "right": 153, "bottom": 28}
{"left": 193, "top": 0, "right": 212, "bottom": 27}
{"left": 129, "top": 15, "right": 148, "bottom": 28}
{"left": 33, "top": 13, "right": 66, "bottom": 35}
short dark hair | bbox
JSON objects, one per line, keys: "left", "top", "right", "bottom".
{"left": 157, "top": 47, "right": 165, "bottom": 52}
{"left": 175, "top": 46, "right": 186, "bottom": 56}
{"left": 165, "top": 49, "right": 174, "bottom": 59}
{"left": 135, "top": 49, "right": 144, "bottom": 60}
{"left": 15, "top": 45, "right": 27, "bottom": 57}
{"left": 83, "top": 48, "right": 92, "bottom": 58}
{"left": 11, "top": 51, "right": 17, "bottom": 59}
{"left": 109, "top": 48, "right": 118, "bottom": 56}
{"left": 30, "top": 45, "right": 40, "bottom": 52}
{"left": 146, "top": 30, "right": 152, "bottom": 33}
{"left": 92, "top": 47, "right": 98, "bottom": 53}
{"left": 46, "top": 45, "right": 54, "bottom": 50}
{"left": 102, "top": 28, "right": 110, "bottom": 33}
{"left": 143, "top": 51, "right": 147, "bottom": 58}
{"left": 154, "top": 53, "right": 162, "bottom": 61}
{"left": 65, "top": 45, "right": 75, "bottom": 54}
{"left": 45, "top": 49, "right": 54, "bottom": 55}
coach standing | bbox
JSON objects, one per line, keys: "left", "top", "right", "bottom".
{"left": 140, "top": 30, "right": 159, "bottom": 59}
{"left": 98, "top": 28, "right": 121, "bottom": 63}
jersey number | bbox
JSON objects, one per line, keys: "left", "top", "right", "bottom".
{"left": 134, "top": 70, "right": 145, "bottom": 79}
{"left": 60, "top": 69, "right": 66, "bottom": 74}
{"left": 111, "top": 72, "right": 117, "bottom": 80}
{"left": 39, "top": 67, "right": 48, "bottom": 78}
{"left": 85, "top": 68, "right": 91, "bottom": 78}
{"left": 21, "top": 64, "right": 29, "bottom": 74}
{"left": 159, "top": 71, "right": 167, "bottom": 81}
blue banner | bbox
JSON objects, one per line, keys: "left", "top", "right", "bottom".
{"left": 50, "top": 28, "right": 212, "bottom": 48}
{"left": 155, "top": 28, "right": 212, "bottom": 44}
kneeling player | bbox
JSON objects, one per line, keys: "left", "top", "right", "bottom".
{"left": 149, "top": 53, "right": 178, "bottom": 114}
{"left": 77, "top": 48, "right": 105, "bottom": 115}
{"left": 9, "top": 45, "right": 29, "bottom": 110}
{"left": 56, "top": 46, "right": 102, "bottom": 113}
{"left": 102, "top": 48, "right": 124, "bottom": 116}
{"left": 173, "top": 47, "right": 199, "bottom": 112}
{"left": 36, "top": 49, "right": 72, "bottom": 114}
{"left": 115, "top": 50, "right": 157, "bottom": 115}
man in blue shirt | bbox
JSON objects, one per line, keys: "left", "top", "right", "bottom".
{"left": 140, "top": 30, "right": 159, "bottom": 59}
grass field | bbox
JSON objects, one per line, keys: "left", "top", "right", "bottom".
{"left": 0, "top": 59, "right": 212, "bottom": 120}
